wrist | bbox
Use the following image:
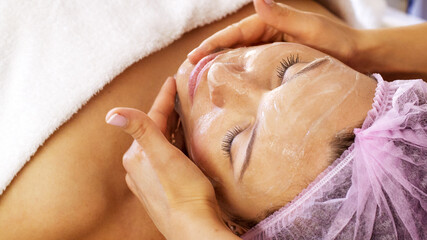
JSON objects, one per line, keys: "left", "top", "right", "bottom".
{"left": 168, "top": 204, "right": 239, "bottom": 240}
{"left": 349, "top": 29, "right": 382, "bottom": 73}
{"left": 351, "top": 28, "right": 416, "bottom": 77}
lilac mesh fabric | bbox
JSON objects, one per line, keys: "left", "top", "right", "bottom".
{"left": 242, "top": 74, "right": 427, "bottom": 240}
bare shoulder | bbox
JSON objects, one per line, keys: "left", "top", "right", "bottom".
{"left": 0, "top": 1, "right": 336, "bottom": 239}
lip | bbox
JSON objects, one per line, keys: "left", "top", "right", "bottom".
{"left": 188, "top": 52, "right": 221, "bottom": 102}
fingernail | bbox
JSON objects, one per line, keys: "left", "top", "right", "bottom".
{"left": 106, "top": 113, "right": 128, "bottom": 127}
{"left": 264, "top": 0, "right": 274, "bottom": 5}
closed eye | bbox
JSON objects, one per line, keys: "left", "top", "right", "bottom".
{"left": 221, "top": 126, "right": 243, "bottom": 163}
{"left": 276, "top": 54, "right": 300, "bottom": 81}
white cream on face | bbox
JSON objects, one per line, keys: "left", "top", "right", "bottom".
{"left": 175, "top": 43, "right": 377, "bottom": 220}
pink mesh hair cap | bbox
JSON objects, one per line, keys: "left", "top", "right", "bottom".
{"left": 242, "top": 74, "right": 427, "bottom": 240}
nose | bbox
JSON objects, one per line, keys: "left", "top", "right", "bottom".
{"left": 207, "top": 62, "right": 262, "bottom": 108}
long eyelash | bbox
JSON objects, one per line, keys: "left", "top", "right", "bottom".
{"left": 276, "top": 54, "right": 300, "bottom": 80}
{"left": 221, "top": 126, "right": 243, "bottom": 157}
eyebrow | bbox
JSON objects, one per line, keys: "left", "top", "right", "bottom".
{"left": 239, "top": 122, "right": 259, "bottom": 181}
{"left": 287, "top": 57, "right": 329, "bottom": 81}
{"left": 300, "top": 57, "right": 329, "bottom": 73}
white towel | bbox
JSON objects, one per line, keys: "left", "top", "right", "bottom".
{"left": 0, "top": 0, "right": 252, "bottom": 195}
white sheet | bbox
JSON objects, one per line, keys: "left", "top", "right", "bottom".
{"left": 318, "top": 0, "right": 424, "bottom": 28}
{"left": 0, "top": 0, "right": 251, "bottom": 195}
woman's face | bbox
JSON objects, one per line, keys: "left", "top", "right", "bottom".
{"left": 175, "top": 43, "right": 376, "bottom": 221}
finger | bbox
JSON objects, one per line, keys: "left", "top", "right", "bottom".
{"left": 108, "top": 109, "right": 214, "bottom": 207}
{"left": 187, "top": 24, "right": 242, "bottom": 65}
{"left": 254, "top": 0, "right": 319, "bottom": 39}
{"left": 125, "top": 173, "right": 138, "bottom": 196}
{"left": 105, "top": 107, "right": 169, "bottom": 153}
{"left": 148, "top": 77, "right": 177, "bottom": 134}
{"left": 187, "top": 15, "right": 266, "bottom": 65}
{"left": 122, "top": 141, "right": 169, "bottom": 203}
{"left": 123, "top": 140, "right": 140, "bottom": 164}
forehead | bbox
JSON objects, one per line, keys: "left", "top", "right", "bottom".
{"left": 240, "top": 43, "right": 326, "bottom": 63}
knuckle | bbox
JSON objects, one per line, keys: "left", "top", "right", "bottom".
{"left": 122, "top": 147, "right": 143, "bottom": 170}
{"left": 130, "top": 122, "right": 148, "bottom": 141}
{"left": 201, "top": 41, "right": 214, "bottom": 53}
{"left": 227, "top": 23, "right": 243, "bottom": 43}
{"left": 229, "top": 23, "right": 239, "bottom": 29}
{"left": 152, "top": 109, "right": 168, "bottom": 121}
{"left": 167, "top": 149, "right": 181, "bottom": 160}
{"left": 122, "top": 153, "right": 134, "bottom": 170}
{"left": 277, "top": 6, "right": 291, "bottom": 19}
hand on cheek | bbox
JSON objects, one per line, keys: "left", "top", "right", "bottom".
{"left": 105, "top": 78, "right": 235, "bottom": 239}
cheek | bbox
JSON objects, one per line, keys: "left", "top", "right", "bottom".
{"left": 238, "top": 125, "right": 313, "bottom": 206}
{"left": 189, "top": 115, "right": 229, "bottom": 181}
{"left": 242, "top": 138, "right": 298, "bottom": 190}
{"left": 189, "top": 133, "right": 211, "bottom": 173}
{"left": 240, "top": 155, "right": 301, "bottom": 210}
{"left": 190, "top": 132, "right": 234, "bottom": 186}
{"left": 185, "top": 106, "right": 221, "bottom": 161}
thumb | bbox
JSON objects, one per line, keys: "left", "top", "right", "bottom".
{"left": 254, "top": 0, "right": 320, "bottom": 39}
{"left": 105, "top": 107, "right": 169, "bottom": 152}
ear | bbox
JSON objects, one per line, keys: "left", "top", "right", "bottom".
{"left": 224, "top": 219, "right": 247, "bottom": 236}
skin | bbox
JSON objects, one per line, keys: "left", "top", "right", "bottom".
{"left": 0, "top": 1, "right": 343, "bottom": 239}
{"left": 0, "top": 3, "right": 257, "bottom": 240}
{"left": 94, "top": 0, "right": 426, "bottom": 238}
{"left": 189, "top": 0, "right": 427, "bottom": 80}
{"left": 104, "top": 42, "right": 377, "bottom": 239}
{"left": 175, "top": 43, "right": 377, "bottom": 223}
{"left": 106, "top": 79, "right": 240, "bottom": 240}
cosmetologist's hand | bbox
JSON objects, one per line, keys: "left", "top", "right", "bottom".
{"left": 105, "top": 77, "right": 239, "bottom": 240}
{"left": 188, "top": 0, "right": 361, "bottom": 68}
